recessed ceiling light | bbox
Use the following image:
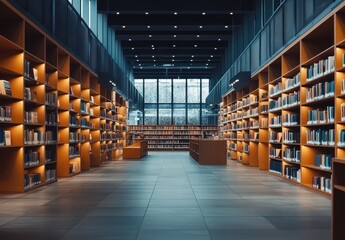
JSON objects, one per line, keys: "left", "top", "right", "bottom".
{"left": 116, "top": 12, "right": 120, "bottom": 15}
{"left": 174, "top": 35, "right": 176, "bottom": 37}
{"left": 191, "top": 55, "right": 194, "bottom": 58}
{"left": 172, "top": 59, "right": 175, "bottom": 62}
{"left": 172, "top": 55, "right": 175, "bottom": 58}
{"left": 199, "top": 26, "right": 203, "bottom": 29}
{"left": 197, "top": 35, "right": 200, "bottom": 38}
{"left": 206, "top": 63, "right": 209, "bottom": 66}
{"left": 218, "top": 38, "right": 221, "bottom": 41}
{"left": 149, "top": 35, "right": 152, "bottom": 37}
{"left": 151, "top": 44, "right": 154, "bottom": 47}
{"left": 152, "top": 48, "right": 155, "bottom": 50}
{"left": 211, "top": 55, "right": 213, "bottom": 58}
{"left": 202, "top": 12, "right": 206, "bottom": 15}
{"left": 174, "top": 26, "right": 177, "bottom": 28}
{"left": 152, "top": 55, "right": 155, "bottom": 58}
{"left": 154, "top": 59, "right": 156, "bottom": 62}
{"left": 205, "top": 66, "right": 208, "bottom": 69}
{"left": 225, "top": 25, "right": 228, "bottom": 28}
{"left": 214, "top": 48, "right": 217, "bottom": 50}
{"left": 129, "top": 38, "right": 132, "bottom": 41}
{"left": 172, "top": 64, "right": 175, "bottom": 66}
{"left": 145, "top": 12, "right": 149, "bottom": 15}
{"left": 154, "top": 64, "right": 156, "bottom": 66}
{"left": 147, "top": 26, "right": 150, "bottom": 28}
{"left": 188, "top": 67, "right": 190, "bottom": 69}
{"left": 173, "top": 44, "right": 176, "bottom": 47}
{"left": 131, "top": 47, "right": 134, "bottom": 50}
{"left": 174, "top": 12, "right": 178, "bottom": 15}
{"left": 208, "top": 59, "right": 210, "bottom": 61}
{"left": 122, "top": 26, "right": 126, "bottom": 28}
{"left": 139, "top": 64, "right": 141, "bottom": 66}
{"left": 194, "top": 45, "right": 197, "bottom": 47}
{"left": 136, "top": 59, "right": 139, "bottom": 62}
{"left": 135, "top": 55, "right": 138, "bottom": 58}
{"left": 140, "top": 67, "right": 143, "bottom": 69}
{"left": 191, "top": 59, "right": 193, "bottom": 62}
{"left": 230, "top": 12, "right": 233, "bottom": 15}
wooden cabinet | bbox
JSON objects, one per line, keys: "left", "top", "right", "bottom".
{"left": 189, "top": 140, "right": 227, "bottom": 165}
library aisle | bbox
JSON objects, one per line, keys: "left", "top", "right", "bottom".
{"left": 0, "top": 152, "right": 330, "bottom": 240}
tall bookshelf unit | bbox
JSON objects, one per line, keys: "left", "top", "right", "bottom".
{"left": 127, "top": 125, "right": 218, "bottom": 151}
{"left": 219, "top": 5, "right": 345, "bottom": 197}
{"left": 0, "top": 1, "right": 127, "bottom": 192}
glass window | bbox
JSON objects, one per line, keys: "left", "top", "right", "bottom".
{"left": 144, "top": 79, "right": 157, "bottom": 103}
{"left": 187, "top": 104, "right": 200, "bottom": 125}
{"left": 159, "top": 79, "right": 172, "bottom": 103}
{"left": 187, "top": 79, "right": 200, "bottom": 103}
{"left": 201, "top": 79, "right": 209, "bottom": 103}
{"left": 159, "top": 104, "right": 172, "bottom": 125}
{"left": 173, "top": 104, "right": 186, "bottom": 125}
{"left": 144, "top": 105, "right": 157, "bottom": 125}
{"left": 134, "top": 79, "right": 144, "bottom": 96}
{"left": 173, "top": 78, "right": 186, "bottom": 103}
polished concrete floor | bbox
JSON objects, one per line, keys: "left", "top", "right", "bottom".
{"left": 0, "top": 152, "right": 331, "bottom": 240}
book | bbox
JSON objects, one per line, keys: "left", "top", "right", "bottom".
{"left": 33, "top": 68, "right": 38, "bottom": 81}
{"left": 0, "top": 80, "right": 12, "bottom": 96}
{"left": 4, "top": 130, "right": 11, "bottom": 146}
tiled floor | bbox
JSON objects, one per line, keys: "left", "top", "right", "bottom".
{"left": 0, "top": 152, "right": 331, "bottom": 240}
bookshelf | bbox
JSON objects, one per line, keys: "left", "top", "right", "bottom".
{"left": 0, "top": 1, "right": 127, "bottom": 192}
{"left": 127, "top": 125, "right": 218, "bottom": 151}
{"left": 218, "top": 7, "right": 345, "bottom": 196}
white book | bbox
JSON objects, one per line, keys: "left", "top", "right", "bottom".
{"left": 4, "top": 130, "right": 11, "bottom": 146}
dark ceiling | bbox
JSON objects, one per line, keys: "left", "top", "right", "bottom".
{"left": 97, "top": 0, "right": 255, "bottom": 79}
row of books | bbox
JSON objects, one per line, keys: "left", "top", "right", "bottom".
{"left": 314, "top": 154, "right": 332, "bottom": 170}
{"left": 45, "top": 150, "right": 54, "bottom": 162}
{"left": 69, "top": 162, "right": 80, "bottom": 174}
{"left": 312, "top": 176, "right": 332, "bottom": 193}
{"left": 283, "top": 147, "right": 300, "bottom": 163}
{"left": 24, "top": 111, "right": 39, "bottom": 124}
{"left": 270, "top": 82, "right": 282, "bottom": 96}
{"left": 283, "top": 113, "right": 299, "bottom": 126}
{"left": 69, "top": 146, "right": 80, "bottom": 158}
{"left": 69, "top": 132, "right": 85, "bottom": 143}
{"left": 45, "top": 92, "right": 57, "bottom": 107}
{"left": 269, "top": 131, "right": 282, "bottom": 142}
{"left": 269, "top": 97, "right": 282, "bottom": 111}
{"left": 250, "top": 120, "right": 259, "bottom": 128}
{"left": 307, "top": 107, "right": 334, "bottom": 125}
{"left": 306, "top": 129, "right": 335, "bottom": 146}
{"left": 306, "top": 81, "right": 334, "bottom": 102}
{"left": 46, "top": 131, "right": 57, "bottom": 143}
{"left": 80, "top": 102, "right": 89, "bottom": 114}
{"left": 269, "top": 147, "right": 281, "bottom": 159}
{"left": 0, "top": 106, "right": 12, "bottom": 122}
{"left": 24, "top": 88, "right": 38, "bottom": 102}
{"left": 284, "top": 166, "right": 301, "bottom": 183}
{"left": 148, "top": 144, "right": 174, "bottom": 149}
{"left": 24, "top": 151, "right": 40, "bottom": 167}
{"left": 338, "top": 130, "right": 345, "bottom": 146}
{"left": 282, "top": 91, "right": 300, "bottom": 108}
{"left": 46, "top": 112, "right": 57, "bottom": 125}
{"left": 341, "top": 103, "right": 345, "bottom": 122}
{"left": 24, "top": 60, "right": 39, "bottom": 81}
{"left": 306, "top": 56, "right": 334, "bottom": 81}
{"left": 283, "top": 130, "right": 300, "bottom": 143}
{"left": 0, "top": 80, "right": 12, "bottom": 96}
{"left": 24, "top": 129, "right": 44, "bottom": 145}
{"left": 261, "top": 104, "right": 269, "bottom": 113}
{"left": 284, "top": 73, "right": 300, "bottom": 91}
{"left": 261, "top": 118, "right": 268, "bottom": 128}
{"left": 24, "top": 173, "right": 41, "bottom": 190}
{"left": 269, "top": 115, "right": 281, "bottom": 127}
{"left": 45, "top": 169, "right": 56, "bottom": 182}
{"left": 269, "top": 159, "right": 282, "bottom": 175}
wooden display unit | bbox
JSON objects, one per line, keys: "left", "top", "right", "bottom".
{"left": 189, "top": 140, "right": 227, "bottom": 165}
{"left": 123, "top": 140, "right": 148, "bottom": 159}
{"left": 127, "top": 125, "right": 218, "bottom": 151}
{"left": 0, "top": 1, "right": 128, "bottom": 192}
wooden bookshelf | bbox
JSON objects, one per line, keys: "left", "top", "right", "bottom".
{"left": 127, "top": 125, "right": 218, "bottom": 151}
{"left": 218, "top": 5, "right": 345, "bottom": 196}
{"left": 189, "top": 139, "right": 226, "bottom": 165}
{"left": 0, "top": 1, "right": 127, "bottom": 192}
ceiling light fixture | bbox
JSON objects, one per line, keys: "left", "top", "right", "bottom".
{"left": 135, "top": 55, "right": 138, "bottom": 58}
{"left": 191, "top": 59, "right": 193, "bottom": 62}
{"left": 172, "top": 59, "right": 175, "bottom": 62}
{"left": 172, "top": 55, "right": 175, "bottom": 57}
{"left": 147, "top": 25, "right": 150, "bottom": 28}
{"left": 152, "top": 47, "right": 155, "bottom": 50}
{"left": 173, "top": 44, "right": 176, "bottom": 47}
{"left": 225, "top": 25, "right": 228, "bottom": 28}
{"left": 194, "top": 44, "right": 197, "bottom": 47}
{"left": 191, "top": 55, "right": 194, "bottom": 58}
{"left": 214, "top": 48, "right": 217, "bottom": 50}
{"left": 122, "top": 26, "right": 126, "bottom": 28}
{"left": 154, "top": 64, "right": 156, "bottom": 66}
{"left": 218, "top": 38, "right": 221, "bottom": 41}
{"left": 140, "top": 67, "right": 143, "bottom": 69}
{"left": 174, "top": 35, "right": 176, "bottom": 37}
{"left": 211, "top": 55, "right": 213, "bottom": 57}
{"left": 188, "top": 67, "right": 190, "bottom": 69}
{"left": 131, "top": 47, "right": 134, "bottom": 50}
{"left": 116, "top": 12, "right": 120, "bottom": 15}
{"left": 197, "top": 35, "right": 200, "bottom": 38}
{"left": 202, "top": 12, "right": 206, "bottom": 15}
{"left": 149, "top": 35, "right": 152, "bottom": 37}
{"left": 152, "top": 55, "right": 154, "bottom": 58}
{"left": 230, "top": 12, "right": 233, "bottom": 15}
{"left": 154, "top": 59, "right": 156, "bottom": 62}
{"left": 208, "top": 59, "right": 210, "bottom": 61}
{"left": 136, "top": 59, "right": 139, "bottom": 62}
{"left": 145, "top": 12, "right": 149, "bottom": 15}
{"left": 206, "top": 63, "right": 209, "bottom": 66}
{"left": 151, "top": 44, "right": 154, "bottom": 47}
{"left": 174, "top": 26, "right": 177, "bottom": 28}
{"left": 129, "top": 39, "right": 132, "bottom": 41}
{"left": 174, "top": 12, "right": 178, "bottom": 15}
{"left": 199, "top": 25, "right": 203, "bottom": 29}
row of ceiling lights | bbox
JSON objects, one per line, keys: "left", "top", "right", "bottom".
{"left": 122, "top": 25, "right": 229, "bottom": 29}
{"left": 116, "top": 11, "right": 234, "bottom": 15}
{"left": 129, "top": 37, "right": 222, "bottom": 41}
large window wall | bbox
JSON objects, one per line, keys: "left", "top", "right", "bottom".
{"left": 134, "top": 78, "right": 210, "bottom": 125}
